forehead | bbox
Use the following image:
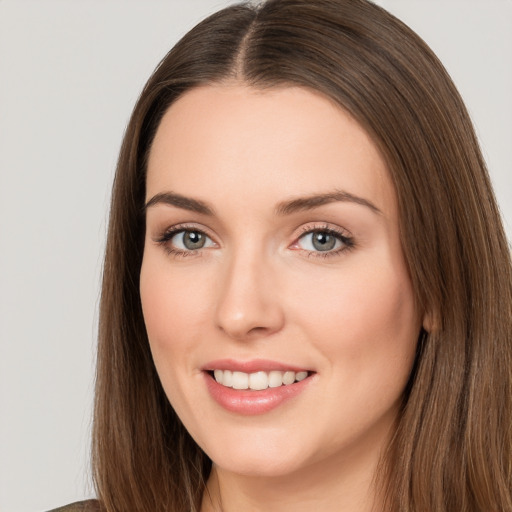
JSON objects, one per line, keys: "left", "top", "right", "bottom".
{"left": 146, "top": 84, "right": 395, "bottom": 217}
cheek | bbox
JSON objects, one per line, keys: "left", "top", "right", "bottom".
{"left": 139, "top": 256, "right": 210, "bottom": 360}
{"left": 139, "top": 255, "right": 215, "bottom": 425}
{"left": 289, "top": 256, "right": 419, "bottom": 376}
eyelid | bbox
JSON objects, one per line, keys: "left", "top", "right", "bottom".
{"left": 152, "top": 222, "right": 219, "bottom": 258}
{"left": 152, "top": 222, "right": 217, "bottom": 243}
{"left": 289, "top": 222, "right": 355, "bottom": 257}
{"left": 297, "top": 222, "right": 351, "bottom": 237}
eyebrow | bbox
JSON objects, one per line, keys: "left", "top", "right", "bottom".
{"left": 275, "top": 190, "right": 382, "bottom": 216}
{"left": 144, "top": 189, "right": 381, "bottom": 217}
{"left": 145, "top": 192, "right": 215, "bottom": 216}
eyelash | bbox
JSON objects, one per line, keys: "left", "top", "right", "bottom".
{"left": 153, "top": 223, "right": 355, "bottom": 260}
{"left": 154, "top": 223, "right": 213, "bottom": 258}
{"left": 295, "top": 224, "right": 355, "bottom": 259}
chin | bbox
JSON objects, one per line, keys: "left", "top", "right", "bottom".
{"left": 213, "top": 454, "right": 309, "bottom": 478}
{"left": 197, "top": 431, "right": 310, "bottom": 478}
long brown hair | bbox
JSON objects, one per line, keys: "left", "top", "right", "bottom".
{"left": 92, "top": 1, "right": 512, "bottom": 510}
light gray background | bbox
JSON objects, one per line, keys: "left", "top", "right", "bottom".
{"left": 1, "top": 1, "right": 510, "bottom": 511}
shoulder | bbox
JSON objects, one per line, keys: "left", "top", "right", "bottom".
{"left": 46, "top": 500, "right": 101, "bottom": 512}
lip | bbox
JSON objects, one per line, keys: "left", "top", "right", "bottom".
{"left": 202, "top": 359, "right": 314, "bottom": 415}
{"left": 202, "top": 358, "right": 310, "bottom": 373}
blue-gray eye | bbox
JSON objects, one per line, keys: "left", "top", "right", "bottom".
{"left": 171, "top": 230, "right": 213, "bottom": 250}
{"left": 298, "top": 231, "right": 343, "bottom": 252}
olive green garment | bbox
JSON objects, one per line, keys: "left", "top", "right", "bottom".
{"left": 46, "top": 500, "right": 100, "bottom": 512}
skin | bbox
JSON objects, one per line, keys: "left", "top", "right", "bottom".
{"left": 140, "top": 84, "right": 424, "bottom": 512}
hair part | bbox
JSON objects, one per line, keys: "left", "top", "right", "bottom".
{"left": 93, "top": 1, "right": 512, "bottom": 510}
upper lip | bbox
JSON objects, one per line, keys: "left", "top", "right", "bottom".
{"left": 202, "top": 358, "right": 312, "bottom": 373}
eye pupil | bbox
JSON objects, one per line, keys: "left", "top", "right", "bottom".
{"left": 183, "top": 231, "right": 206, "bottom": 250}
{"left": 312, "top": 232, "right": 336, "bottom": 251}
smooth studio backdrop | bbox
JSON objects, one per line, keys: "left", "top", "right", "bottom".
{"left": 1, "top": 1, "right": 511, "bottom": 511}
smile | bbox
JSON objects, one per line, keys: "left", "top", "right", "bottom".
{"left": 203, "top": 361, "right": 315, "bottom": 415}
{"left": 212, "top": 369, "right": 309, "bottom": 390}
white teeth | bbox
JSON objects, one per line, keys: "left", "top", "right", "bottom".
{"left": 212, "top": 369, "right": 309, "bottom": 390}
{"left": 282, "top": 371, "right": 296, "bottom": 385}
{"left": 296, "top": 371, "right": 308, "bottom": 381}
{"left": 249, "top": 371, "right": 268, "bottom": 390}
{"left": 268, "top": 370, "right": 283, "bottom": 388}
{"left": 223, "top": 369, "right": 233, "bottom": 387}
{"left": 232, "top": 371, "right": 249, "bottom": 389}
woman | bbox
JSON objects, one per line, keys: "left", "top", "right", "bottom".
{"left": 53, "top": 0, "right": 512, "bottom": 510}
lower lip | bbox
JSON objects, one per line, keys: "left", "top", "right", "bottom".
{"left": 204, "top": 372, "right": 313, "bottom": 415}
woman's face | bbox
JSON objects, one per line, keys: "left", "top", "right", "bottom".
{"left": 141, "top": 84, "right": 422, "bottom": 479}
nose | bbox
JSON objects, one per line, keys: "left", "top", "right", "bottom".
{"left": 214, "top": 249, "right": 285, "bottom": 341}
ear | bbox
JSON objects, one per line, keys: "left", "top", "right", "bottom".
{"left": 422, "top": 309, "right": 437, "bottom": 333}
